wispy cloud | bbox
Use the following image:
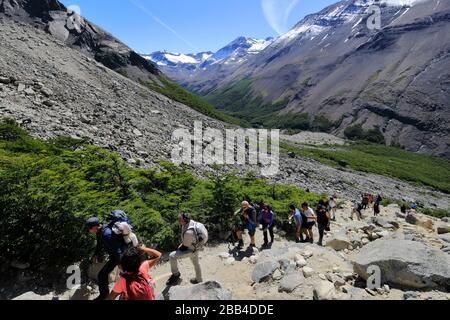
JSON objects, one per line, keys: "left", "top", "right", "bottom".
{"left": 262, "top": 0, "right": 300, "bottom": 36}
{"left": 127, "top": 0, "right": 200, "bottom": 52}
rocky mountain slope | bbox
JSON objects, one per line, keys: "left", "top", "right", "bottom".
{"left": 8, "top": 203, "right": 450, "bottom": 300}
{"left": 145, "top": 37, "right": 273, "bottom": 90}
{"left": 0, "top": 0, "right": 160, "bottom": 83}
{"left": 168, "top": 0, "right": 450, "bottom": 159}
{"left": 1, "top": 14, "right": 449, "bottom": 211}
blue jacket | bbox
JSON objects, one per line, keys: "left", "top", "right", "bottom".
{"left": 95, "top": 225, "right": 126, "bottom": 262}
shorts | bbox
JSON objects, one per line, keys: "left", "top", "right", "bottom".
{"left": 247, "top": 223, "right": 256, "bottom": 236}
{"left": 305, "top": 221, "right": 316, "bottom": 230}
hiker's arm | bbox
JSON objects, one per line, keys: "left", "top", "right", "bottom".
{"left": 106, "top": 291, "right": 120, "bottom": 301}
{"left": 140, "top": 246, "right": 162, "bottom": 267}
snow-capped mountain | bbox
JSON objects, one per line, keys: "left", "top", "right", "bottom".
{"left": 197, "top": 0, "right": 449, "bottom": 158}
{"left": 143, "top": 37, "right": 273, "bottom": 85}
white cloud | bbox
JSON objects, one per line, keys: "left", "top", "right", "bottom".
{"left": 262, "top": 0, "right": 300, "bottom": 36}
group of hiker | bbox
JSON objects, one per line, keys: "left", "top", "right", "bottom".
{"left": 83, "top": 193, "right": 390, "bottom": 301}
{"left": 351, "top": 194, "right": 383, "bottom": 220}
{"left": 85, "top": 210, "right": 207, "bottom": 301}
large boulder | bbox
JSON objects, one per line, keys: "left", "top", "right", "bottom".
{"left": 437, "top": 225, "right": 450, "bottom": 235}
{"left": 353, "top": 240, "right": 450, "bottom": 290}
{"left": 162, "top": 281, "right": 232, "bottom": 300}
{"left": 326, "top": 232, "right": 352, "bottom": 251}
{"left": 405, "top": 214, "right": 434, "bottom": 230}
{"left": 371, "top": 217, "right": 399, "bottom": 229}
{"left": 252, "top": 261, "right": 280, "bottom": 283}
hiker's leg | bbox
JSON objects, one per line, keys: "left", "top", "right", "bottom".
{"left": 263, "top": 229, "right": 268, "bottom": 244}
{"left": 169, "top": 250, "right": 190, "bottom": 276}
{"left": 190, "top": 251, "right": 203, "bottom": 283}
{"left": 98, "top": 258, "right": 118, "bottom": 300}
{"left": 269, "top": 225, "right": 274, "bottom": 242}
{"left": 318, "top": 225, "right": 324, "bottom": 245}
{"left": 236, "top": 230, "right": 243, "bottom": 240}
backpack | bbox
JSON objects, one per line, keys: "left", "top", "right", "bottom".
{"left": 123, "top": 273, "right": 155, "bottom": 300}
{"left": 106, "top": 210, "right": 130, "bottom": 226}
{"left": 188, "top": 221, "right": 208, "bottom": 250}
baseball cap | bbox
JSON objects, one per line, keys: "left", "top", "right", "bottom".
{"left": 86, "top": 217, "right": 100, "bottom": 229}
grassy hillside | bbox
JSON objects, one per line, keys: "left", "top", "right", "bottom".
{"left": 205, "top": 78, "right": 338, "bottom": 132}
{"left": 282, "top": 141, "right": 450, "bottom": 194}
{"left": 0, "top": 119, "right": 322, "bottom": 272}
{"left": 145, "top": 76, "right": 247, "bottom": 127}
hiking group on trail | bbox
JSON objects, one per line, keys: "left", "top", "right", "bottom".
{"left": 84, "top": 193, "right": 388, "bottom": 300}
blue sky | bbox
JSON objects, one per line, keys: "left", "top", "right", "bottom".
{"left": 60, "top": 0, "right": 337, "bottom": 54}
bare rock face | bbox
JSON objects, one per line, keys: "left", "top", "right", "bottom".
{"left": 353, "top": 240, "right": 450, "bottom": 290}
{"left": 0, "top": 0, "right": 160, "bottom": 83}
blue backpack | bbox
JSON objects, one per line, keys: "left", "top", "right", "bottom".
{"left": 106, "top": 210, "right": 130, "bottom": 227}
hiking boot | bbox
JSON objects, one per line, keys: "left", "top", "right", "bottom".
{"left": 263, "top": 242, "right": 269, "bottom": 248}
{"left": 309, "top": 238, "right": 314, "bottom": 244}
{"left": 237, "top": 240, "right": 244, "bottom": 249}
{"left": 317, "top": 241, "right": 323, "bottom": 247}
{"left": 295, "top": 238, "right": 301, "bottom": 243}
{"left": 166, "top": 273, "right": 181, "bottom": 286}
{"left": 190, "top": 278, "right": 201, "bottom": 285}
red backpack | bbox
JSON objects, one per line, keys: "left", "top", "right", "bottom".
{"left": 123, "top": 273, "right": 155, "bottom": 300}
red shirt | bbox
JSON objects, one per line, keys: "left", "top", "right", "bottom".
{"left": 112, "top": 261, "right": 155, "bottom": 300}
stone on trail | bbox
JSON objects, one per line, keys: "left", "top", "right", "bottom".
{"left": 326, "top": 232, "right": 352, "bottom": 251}
{"left": 279, "top": 273, "right": 304, "bottom": 293}
{"left": 353, "top": 240, "right": 450, "bottom": 290}
{"left": 252, "top": 261, "right": 279, "bottom": 283}
{"left": 302, "top": 266, "right": 314, "bottom": 278}
{"left": 163, "top": 281, "right": 232, "bottom": 300}
{"left": 294, "top": 255, "right": 307, "bottom": 268}
{"left": 313, "top": 281, "right": 343, "bottom": 300}
{"left": 437, "top": 225, "right": 450, "bottom": 235}
{"left": 13, "top": 292, "right": 55, "bottom": 300}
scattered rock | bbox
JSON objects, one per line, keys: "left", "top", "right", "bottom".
{"left": 313, "top": 281, "right": 342, "bottom": 300}
{"left": 0, "top": 76, "right": 11, "bottom": 84}
{"left": 252, "top": 261, "right": 279, "bottom": 283}
{"left": 272, "top": 269, "right": 283, "bottom": 281}
{"left": 279, "top": 273, "right": 304, "bottom": 293}
{"left": 353, "top": 240, "right": 450, "bottom": 290}
{"left": 17, "top": 83, "right": 25, "bottom": 92}
{"left": 302, "top": 266, "right": 314, "bottom": 278}
{"left": 40, "top": 87, "right": 53, "bottom": 97}
{"left": 294, "top": 255, "right": 307, "bottom": 268}
{"left": 326, "top": 232, "right": 352, "bottom": 251}
{"left": 396, "top": 212, "right": 407, "bottom": 219}
{"left": 133, "top": 128, "right": 143, "bottom": 137}
{"left": 163, "top": 281, "right": 232, "bottom": 300}
{"left": 404, "top": 291, "right": 418, "bottom": 300}
{"left": 383, "top": 284, "right": 390, "bottom": 293}
{"left": 225, "top": 257, "right": 235, "bottom": 265}
{"left": 302, "top": 250, "right": 313, "bottom": 259}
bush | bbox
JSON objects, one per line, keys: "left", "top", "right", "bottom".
{"left": 344, "top": 124, "right": 385, "bottom": 144}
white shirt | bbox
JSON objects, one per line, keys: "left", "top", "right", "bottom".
{"left": 304, "top": 207, "right": 316, "bottom": 221}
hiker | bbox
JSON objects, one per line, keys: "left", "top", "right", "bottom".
{"left": 401, "top": 204, "right": 407, "bottom": 214}
{"left": 289, "top": 204, "right": 305, "bottom": 243}
{"left": 260, "top": 204, "right": 275, "bottom": 247}
{"left": 86, "top": 211, "right": 129, "bottom": 300}
{"left": 362, "top": 194, "right": 369, "bottom": 210}
{"left": 235, "top": 201, "right": 258, "bottom": 249}
{"left": 374, "top": 201, "right": 381, "bottom": 216}
{"left": 316, "top": 201, "right": 331, "bottom": 246}
{"left": 301, "top": 202, "right": 317, "bottom": 244}
{"left": 107, "top": 245, "right": 161, "bottom": 300}
{"left": 375, "top": 194, "right": 382, "bottom": 205}
{"left": 351, "top": 201, "right": 363, "bottom": 221}
{"left": 166, "top": 213, "right": 206, "bottom": 286}
{"left": 329, "top": 195, "right": 337, "bottom": 221}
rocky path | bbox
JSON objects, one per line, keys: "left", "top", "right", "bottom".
{"left": 11, "top": 202, "right": 449, "bottom": 301}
